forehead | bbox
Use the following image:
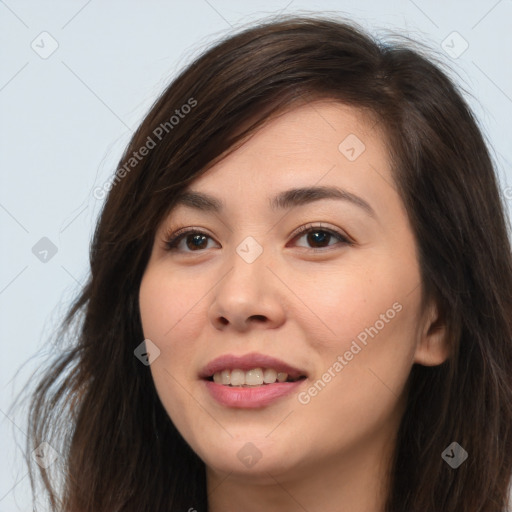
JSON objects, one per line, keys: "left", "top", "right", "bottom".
{"left": 172, "top": 100, "right": 395, "bottom": 214}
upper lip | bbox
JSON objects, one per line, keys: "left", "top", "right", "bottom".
{"left": 199, "top": 352, "right": 307, "bottom": 380}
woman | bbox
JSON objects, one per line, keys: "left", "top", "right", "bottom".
{"left": 25, "top": 14, "right": 512, "bottom": 512}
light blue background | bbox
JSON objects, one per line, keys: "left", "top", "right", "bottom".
{"left": 1, "top": 1, "right": 511, "bottom": 509}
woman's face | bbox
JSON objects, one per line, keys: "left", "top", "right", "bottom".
{"left": 139, "top": 100, "right": 447, "bottom": 481}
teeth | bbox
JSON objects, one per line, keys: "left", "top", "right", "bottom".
{"left": 221, "top": 369, "right": 230, "bottom": 385}
{"left": 230, "top": 369, "right": 245, "bottom": 386}
{"left": 263, "top": 368, "right": 277, "bottom": 383}
{"left": 277, "top": 372, "right": 288, "bottom": 382}
{"left": 245, "top": 368, "right": 263, "bottom": 386}
{"left": 213, "top": 370, "right": 231, "bottom": 385}
{"left": 211, "top": 368, "right": 294, "bottom": 386}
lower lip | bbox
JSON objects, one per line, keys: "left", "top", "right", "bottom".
{"left": 203, "top": 379, "right": 305, "bottom": 408}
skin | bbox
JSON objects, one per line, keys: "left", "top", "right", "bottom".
{"left": 139, "top": 100, "right": 449, "bottom": 512}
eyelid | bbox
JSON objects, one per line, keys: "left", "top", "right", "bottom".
{"left": 288, "top": 222, "right": 353, "bottom": 244}
{"left": 162, "top": 223, "right": 354, "bottom": 252}
{"left": 162, "top": 225, "right": 219, "bottom": 250}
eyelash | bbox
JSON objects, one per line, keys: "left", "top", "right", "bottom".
{"left": 163, "top": 223, "right": 353, "bottom": 253}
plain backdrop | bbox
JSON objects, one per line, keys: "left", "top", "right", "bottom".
{"left": 1, "top": 1, "right": 511, "bottom": 510}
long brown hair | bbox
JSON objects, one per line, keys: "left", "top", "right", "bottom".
{"left": 23, "top": 14, "right": 512, "bottom": 511}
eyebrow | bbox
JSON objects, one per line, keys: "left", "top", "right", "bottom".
{"left": 173, "top": 186, "right": 376, "bottom": 218}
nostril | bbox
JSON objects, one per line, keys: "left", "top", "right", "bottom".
{"left": 219, "top": 317, "right": 229, "bottom": 325}
{"left": 249, "top": 315, "right": 266, "bottom": 322}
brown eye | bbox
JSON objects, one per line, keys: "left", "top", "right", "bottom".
{"left": 305, "top": 230, "right": 332, "bottom": 248}
{"left": 292, "top": 226, "right": 351, "bottom": 250}
{"left": 165, "top": 230, "right": 218, "bottom": 252}
{"left": 184, "top": 234, "right": 209, "bottom": 250}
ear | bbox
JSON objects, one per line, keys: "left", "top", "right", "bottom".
{"left": 413, "top": 299, "right": 450, "bottom": 366}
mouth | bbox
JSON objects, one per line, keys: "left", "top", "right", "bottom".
{"left": 199, "top": 352, "right": 308, "bottom": 386}
{"left": 199, "top": 353, "right": 308, "bottom": 407}
{"left": 205, "top": 368, "right": 307, "bottom": 387}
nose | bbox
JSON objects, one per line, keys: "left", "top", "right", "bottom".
{"left": 208, "top": 246, "right": 286, "bottom": 332}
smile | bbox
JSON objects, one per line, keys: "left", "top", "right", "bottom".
{"left": 210, "top": 368, "right": 305, "bottom": 386}
{"left": 200, "top": 352, "right": 308, "bottom": 408}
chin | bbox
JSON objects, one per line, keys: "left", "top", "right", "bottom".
{"left": 194, "top": 433, "right": 303, "bottom": 479}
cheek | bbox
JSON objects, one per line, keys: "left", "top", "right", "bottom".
{"left": 139, "top": 267, "right": 204, "bottom": 403}
{"left": 283, "top": 257, "right": 414, "bottom": 351}
{"left": 292, "top": 296, "right": 419, "bottom": 458}
{"left": 139, "top": 265, "right": 207, "bottom": 346}
{"left": 139, "top": 267, "right": 208, "bottom": 437}
{"left": 288, "top": 255, "right": 420, "bottom": 406}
